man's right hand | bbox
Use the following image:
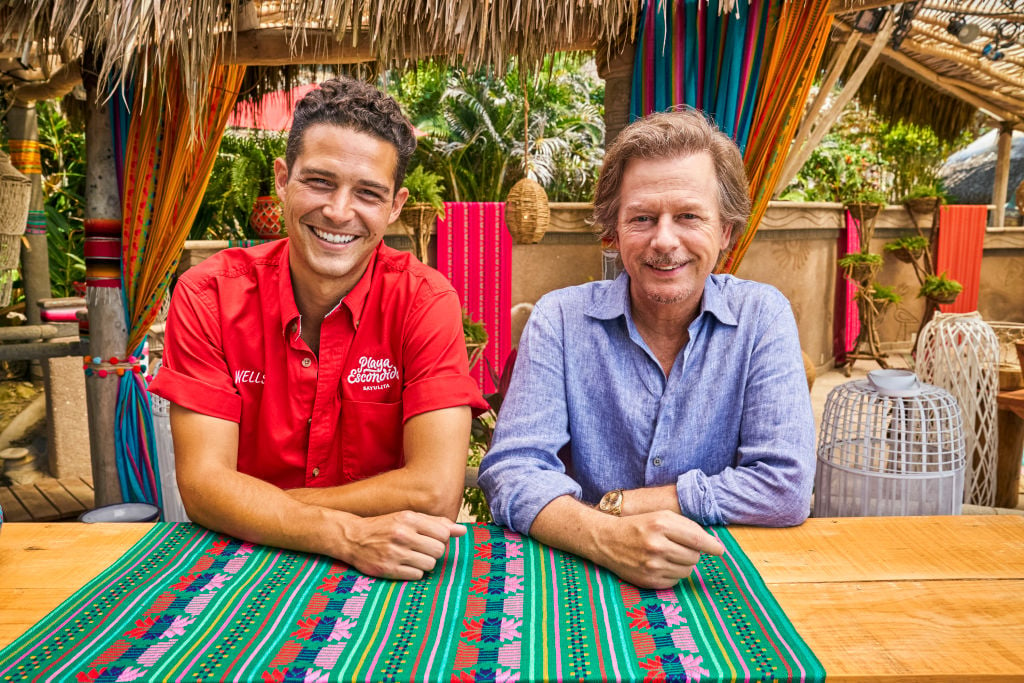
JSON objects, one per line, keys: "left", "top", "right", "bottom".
{"left": 592, "top": 510, "right": 725, "bottom": 589}
{"left": 335, "top": 510, "right": 467, "bottom": 581}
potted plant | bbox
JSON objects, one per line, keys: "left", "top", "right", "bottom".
{"left": 462, "top": 308, "right": 488, "bottom": 371}
{"left": 400, "top": 166, "right": 446, "bottom": 263}
{"left": 919, "top": 273, "right": 963, "bottom": 305}
{"left": 838, "top": 252, "right": 883, "bottom": 284}
{"left": 844, "top": 187, "right": 887, "bottom": 223}
{"left": 197, "top": 131, "right": 288, "bottom": 240}
{"left": 884, "top": 235, "right": 929, "bottom": 264}
{"left": 902, "top": 181, "right": 947, "bottom": 215}
{"left": 867, "top": 283, "right": 902, "bottom": 311}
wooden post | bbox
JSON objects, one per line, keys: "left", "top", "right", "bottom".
{"left": 993, "top": 121, "right": 1013, "bottom": 228}
{"left": 4, "top": 103, "right": 49, "bottom": 328}
{"left": 597, "top": 38, "right": 635, "bottom": 148}
{"left": 82, "top": 57, "right": 127, "bottom": 506}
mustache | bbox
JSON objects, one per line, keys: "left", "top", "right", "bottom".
{"left": 643, "top": 256, "right": 688, "bottom": 268}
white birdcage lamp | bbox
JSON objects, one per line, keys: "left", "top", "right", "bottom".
{"left": 814, "top": 369, "right": 966, "bottom": 517}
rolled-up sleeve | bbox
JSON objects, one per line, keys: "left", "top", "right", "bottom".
{"left": 478, "top": 302, "right": 582, "bottom": 534}
{"left": 674, "top": 300, "right": 815, "bottom": 527}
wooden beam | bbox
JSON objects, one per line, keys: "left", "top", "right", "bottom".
{"left": 216, "top": 26, "right": 600, "bottom": 66}
{"left": 829, "top": 0, "right": 892, "bottom": 14}
{"left": 776, "top": 14, "right": 894, "bottom": 194}
{"left": 993, "top": 121, "right": 1014, "bottom": 227}
{"left": 10, "top": 61, "right": 82, "bottom": 104}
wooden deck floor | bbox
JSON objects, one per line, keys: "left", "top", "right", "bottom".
{"left": 0, "top": 477, "right": 94, "bottom": 522}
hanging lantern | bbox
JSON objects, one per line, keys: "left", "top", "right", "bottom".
{"left": 505, "top": 177, "right": 549, "bottom": 244}
{"left": 0, "top": 151, "right": 31, "bottom": 307}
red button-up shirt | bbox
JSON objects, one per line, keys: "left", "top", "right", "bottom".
{"left": 150, "top": 239, "right": 488, "bottom": 488}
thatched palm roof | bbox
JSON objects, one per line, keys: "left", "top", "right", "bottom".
{"left": 831, "top": 0, "right": 1024, "bottom": 131}
{"left": 1, "top": 0, "right": 638, "bottom": 117}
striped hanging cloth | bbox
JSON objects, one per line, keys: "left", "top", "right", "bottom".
{"left": 111, "top": 59, "right": 245, "bottom": 506}
{"left": 630, "top": 0, "right": 832, "bottom": 273}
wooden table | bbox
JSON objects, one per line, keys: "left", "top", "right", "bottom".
{"left": 2, "top": 516, "right": 1023, "bottom": 681}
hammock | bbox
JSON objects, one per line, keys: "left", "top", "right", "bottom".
{"left": 630, "top": 0, "right": 833, "bottom": 273}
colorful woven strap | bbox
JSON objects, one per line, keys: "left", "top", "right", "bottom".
{"left": 7, "top": 139, "right": 41, "bottom": 175}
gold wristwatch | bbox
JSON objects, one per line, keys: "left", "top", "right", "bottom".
{"left": 598, "top": 489, "right": 624, "bottom": 516}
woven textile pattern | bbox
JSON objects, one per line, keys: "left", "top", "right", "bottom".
{"left": 436, "top": 202, "right": 512, "bottom": 394}
{"left": 0, "top": 524, "right": 823, "bottom": 682}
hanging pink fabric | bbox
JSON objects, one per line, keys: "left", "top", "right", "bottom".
{"left": 435, "top": 202, "right": 512, "bottom": 394}
{"left": 935, "top": 205, "right": 988, "bottom": 313}
{"left": 832, "top": 211, "right": 861, "bottom": 363}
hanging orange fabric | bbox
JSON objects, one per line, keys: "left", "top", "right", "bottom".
{"left": 721, "top": 0, "right": 832, "bottom": 273}
{"left": 935, "top": 205, "right": 988, "bottom": 313}
{"left": 120, "top": 60, "right": 245, "bottom": 354}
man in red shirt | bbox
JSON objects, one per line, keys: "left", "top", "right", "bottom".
{"left": 150, "top": 78, "right": 488, "bottom": 580}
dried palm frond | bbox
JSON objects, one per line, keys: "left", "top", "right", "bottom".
{"left": 4, "top": 0, "right": 638, "bottom": 130}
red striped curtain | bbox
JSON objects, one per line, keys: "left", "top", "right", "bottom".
{"left": 435, "top": 202, "right": 512, "bottom": 394}
{"left": 935, "top": 205, "right": 988, "bottom": 313}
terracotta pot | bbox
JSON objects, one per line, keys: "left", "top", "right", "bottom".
{"left": 250, "top": 195, "right": 284, "bottom": 239}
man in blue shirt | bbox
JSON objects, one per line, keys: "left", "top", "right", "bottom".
{"left": 479, "top": 109, "right": 815, "bottom": 589}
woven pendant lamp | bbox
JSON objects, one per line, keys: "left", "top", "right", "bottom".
{"left": 0, "top": 150, "right": 31, "bottom": 307}
{"left": 505, "top": 82, "right": 549, "bottom": 245}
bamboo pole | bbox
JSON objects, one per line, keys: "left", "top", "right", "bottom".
{"left": 4, "top": 104, "right": 49, "bottom": 329}
{"left": 775, "top": 15, "right": 895, "bottom": 194}
{"left": 83, "top": 54, "right": 127, "bottom": 507}
{"left": 993, "top": 121, "right": 1014, "bottom": 228}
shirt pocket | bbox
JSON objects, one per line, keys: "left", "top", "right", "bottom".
{"left": 340, "top": 398, "right": 404, "bottom": 481}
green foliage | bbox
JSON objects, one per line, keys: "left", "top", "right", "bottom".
{"left": 402, "top": 166, "right": 446, "bottom": 218}
{"left": 884, "top": 235, "right": 929, "bottom": 253}
{"left": 462, "top": 308, "right": 489, "bottom": 345}
{"left": 903, "top": 181, "right": 949, "bottom": 202}
{"left": 838, "top": 252, "right": 883, "bottom": 267}
{"left": 846, "top": 187, "right": 887, "bottom": 205}
{"left": 191, "top": 131, "right": 287, "bottom": 240}
{"left": 878, "top": 122, "right": 959, "bottom": 202}
{"left": 785, "top": 134, "right": 883, "bottom": 203}
{"left": 919, "top": 273, "right": 963, "bottom": 299}
{"left": 385, "top": 56, "right": 604, "bottom": 202}
{"left": 869, "top": 283, "right": 902, "bottom": 304}
{"left": 37, "top": 101, "right": 86, "bottom": 298}
{"left": 465, "top": 416, "right": 493, "bottom": 523}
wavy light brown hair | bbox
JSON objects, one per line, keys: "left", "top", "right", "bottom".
{"left": 592, "top": 108, "right": 750, "bottom": 249}
{"left": 286, "top": 77, "right": 417, "bottom": 192}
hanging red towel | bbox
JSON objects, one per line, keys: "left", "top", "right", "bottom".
{"left": 935, "top": 205, "right": 988, "bottom": 313}
{"left": 436, "top": 202, "right": 512, "bottom": 394}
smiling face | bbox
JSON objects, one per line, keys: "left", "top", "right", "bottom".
{"left": 275, "top": 123, "right": 409, "bottom": 309}
{"left": 614, "top": 152, "right": 732, "bottom": 324}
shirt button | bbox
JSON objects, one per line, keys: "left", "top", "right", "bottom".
{"left": 301, "top": 357, "right": 312, "bottom": 368}
{"left": 312, "top": 467, "right": 320, "bottom": 477}
{"left": 653, "top": 457, "right": 663, "bottom": 467}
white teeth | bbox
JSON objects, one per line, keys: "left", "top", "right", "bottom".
{"left": 312, "top": 227, "right": 356, "bottom": 244}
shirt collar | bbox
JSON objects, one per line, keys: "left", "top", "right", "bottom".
{"left": 584, "top": 272, "right": 738, "bottom": 327}
{"left": 277, "top": 239, "right": 381, "bottom": 338}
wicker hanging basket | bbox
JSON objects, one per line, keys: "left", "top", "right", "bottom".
{"left": 905, "top": 197, "right": 939, "bottom": 215}
{"left": 844, "top": 201, "right": 882, "bottom": 223}
{"left": 505, "top": 177, "right": 550, "bottom": 244}
{"left": 0, "top": 151, "right": 31, "bottom": 307}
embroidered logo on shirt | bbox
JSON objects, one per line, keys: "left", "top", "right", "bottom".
{"left": 234, "top": 369, "right": 266, "bottom": 385}
{"left": 347, "top": 356, "right": 399, "bottom": 391}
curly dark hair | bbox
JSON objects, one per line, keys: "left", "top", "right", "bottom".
{"left": 286, "top": 77, "right": 417, "bottom": 191}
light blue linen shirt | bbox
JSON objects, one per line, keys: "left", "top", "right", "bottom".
{"left": 478, "top": 272, "right": 815, "bottom": 534}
